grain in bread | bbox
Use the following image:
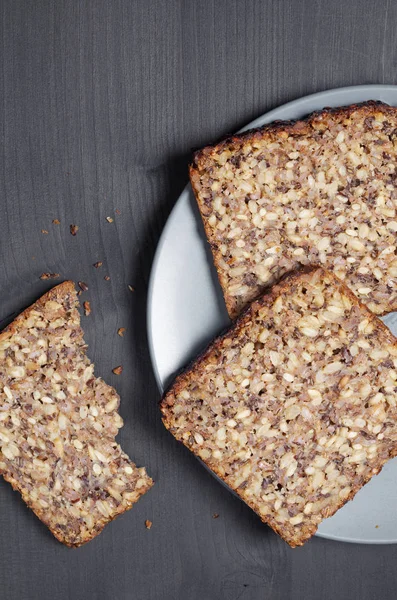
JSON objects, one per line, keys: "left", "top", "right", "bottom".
{"left": 0, "top": 282, "right": 153, "bottom": 546}
{"left": 161, "top": 267, "right": 397, "bottom": 546}
{"left": 190, "top": 101, "right": 397, "bottom": 317}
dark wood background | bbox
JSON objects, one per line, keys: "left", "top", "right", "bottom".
{"left": 1, "top": 1, "right": 397, "bottom": 599}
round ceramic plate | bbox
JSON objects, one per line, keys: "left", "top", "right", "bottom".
{"left": 148, "top": 85, "right": 397, "bottom": 544}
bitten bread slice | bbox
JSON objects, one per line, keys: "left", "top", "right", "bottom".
{"left": 161, "top": 267, "right": 397, "bottom": 547}
{"left": 0, "top": 282, "right": 153, "bottom": 546}
{"left": 190, "top": 101, "right": 397, "bottom": 318}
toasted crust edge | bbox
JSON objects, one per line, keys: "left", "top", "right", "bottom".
{"left": 191, "top": 100, "right": 395, "bottom": 171}
{"left": 160, "top": 266, "right": 397, "bottom": 546}
{"left": 189, "top": 100, "right": 397, "bottom": 318}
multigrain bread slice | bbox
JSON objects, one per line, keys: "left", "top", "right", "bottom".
{"left": 161, "top": 267, "right": 397, "bottom": 547}
{"left": 0, "top": 282, "right": 153, "bottom": 546}
{"left": 190, "top": 101, "right": 397, "bottom": 318}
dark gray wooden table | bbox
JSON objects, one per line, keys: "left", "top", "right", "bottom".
{"left": 1, "top": 1, "right": 397, "bottom": 598}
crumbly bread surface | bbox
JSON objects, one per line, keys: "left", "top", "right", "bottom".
{"left": 0, "top": 282, "right": 153, "bottom": 546}
{"left": 161, "top": 268, "right": 397, "bottom": 546}
{"left": 190, "top": 101, "right": 397, "bottom": 318}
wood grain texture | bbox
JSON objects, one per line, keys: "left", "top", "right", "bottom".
{"left": 1, "top": 0, "right": 397, "bottom": 598}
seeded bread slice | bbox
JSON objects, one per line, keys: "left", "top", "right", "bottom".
{"left": 161, "top": 267, "right": 397, "bottom": 547}
{"left": 0, "top": 282, "right": 153, "bottom": 547}
{"left": 190, "top": 101, "right": 397, "bottom": 318}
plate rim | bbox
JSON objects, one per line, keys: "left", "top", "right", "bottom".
{"left": 147, "top": 84, "right": 397, "bottom": 545}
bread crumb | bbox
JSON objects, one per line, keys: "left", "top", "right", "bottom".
{"left": 83, "top": 301, "right": 91, "bottom": 316}
{"left": 70, "top": 224, "right": 79, "bottom": 236}
{"left": 112, "top": 366, "right": 123, "bottom": 375}
{"left": 212, "top": 513, "right": 219, "bottom": 519}
{"left": 128, "top": 285, "right": 135, "bottom": 292}
{"left": 78, "top": 281, "right": 89, "bottom": 292}
{"left": 145, "top": 519, "right": 152, "bottom": 530}
{"left": 117, "top": 328, "right": 126, "bottom": 337}
{"left": 41, "top": 229, "right": 49, "bottom": 234}
{"left": 104, "top": 275, "right": 111, "bottom": 281}
{"left": 52, "top": 219, "right": 60, "bottom": 225}
{"left": 106, "top": 217, "right": 114, "bottom": 223}
{"left": 93, "top": 261, "right": 103, "bottom": 268}
{"left": 115, "top": 209, "right": 121, "bottom": 215}
{"left": 40, "top": 273, "right": 60, "bottom": 280}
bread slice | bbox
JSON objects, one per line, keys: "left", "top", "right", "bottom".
{"left": 0, "top": 282, "right": 153, "bottom": 546}
{"left": 190, "top": 101, "right": 397, "bottom": 318}
{"left": 161, "top": 267, "right": 397, "bottom": 547}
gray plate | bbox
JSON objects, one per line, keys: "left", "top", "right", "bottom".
{"left": 148, "top": 85, "right": 397, "bottom": 544}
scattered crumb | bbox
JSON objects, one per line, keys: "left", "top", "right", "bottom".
{"left": 104, "top": 275, "right": 111, "bottom": 281}
{"left": 106, "top": 217, "right": 114, "bottom": 223}
{"left": 128, "top": 285, "right": 135, "bottom": 292}
{"left": 77, "top": 291, "right": 82, "bottom": 296}
{"left": 41, "top": 229, "right": 49, "bottom": 234}
{"left": 78, "top": 281, "right": 89, "bottom": 292}
{"left": 145, "top": 520, "right": 152, "bottom": 530}
{"left": 117, "top": 328, "right": 126, "bottom": 337}
{"left": 115, "top": 209, "right": 121, "bottom": 215}
{"left": 93, "top": 261, "right": 103, "bottom": 268}
{"left": 40, "top": 273, "right": 60, "bottom": 280}
{"left": 83, "top": 301, "right": 91, "bottom": 316}
{"left": 70, "top": 224, "right": 79, "bottom": 236}
{"left": 212, "top": 513, "right": 219, "bottom": 519}
{"left": 112, "top": 366, "right": 123, "bottom": 375}
{"left": 375, "top": 525, "right": 379, "bottom": 529}
{"left": 52, "top": 219, "right": 60, "bottom": 225}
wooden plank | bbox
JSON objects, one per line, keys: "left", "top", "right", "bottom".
{"left": 1, "top": 0, "right": 397, "bottom": 598}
